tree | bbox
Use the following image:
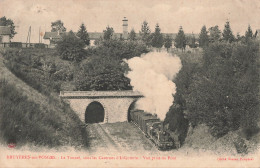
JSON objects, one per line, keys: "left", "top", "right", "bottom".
{"left": 51, "top": 20, "right": 66, "bottom": 32}
{"left": 189, "top": 33, "right": 197, "bottom": 48}
{"left": 245, "top": 25, "right": 253, "bottom": 42}
{"left": 208, "top": 25, "right": 221, "bottom": 42}
{"left": 151, "top": 24, "right": 164, "bottom": 49}
{"left": 236, "top": 33, "right": 242, "bottom": 41}
{"left": 185, "top": 41, "right": 260, "bottom": 138}
{"left": 164, "top": 35, "right": 173, "bottom": 51}
{"left": 129, "top": 29, "right": 137, "bottom": 41}
{"left": 199, "top": 25, "right": 209, "bottom": 48}
{"left": 56, "top": 31, "right": 85, "bottom": 62}
{"left": 103, "top": 26, "right": 114, "bottom": 40}
{"left": 222, "top": 21, "right": 235, "bottom": 43}
{"left": 0, "top": 16, "right": 16, "bottom": 39}
{"left": 76, "top": 23, "right": 90, "bottom": 46}
{"left": 75, "top": 56, "right": 132, "bottom": 91}
{"left": 93, "top": 38, "right": 149, "bottom": 60}
{"left": 94, "top": 37, "right": 103, "bottom": 46}
{"left": 174, "top": 26, "right": 186, "bottom": 52}
{"left": 164, "top": 59, "right": 198, "bottom": 145}
{"left": 253, "top": 30, "right": 258, "bottom": 38}
{"left": 139, "top": 21, "right": 152, "bottom": 46}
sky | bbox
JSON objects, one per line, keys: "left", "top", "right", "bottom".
{"left": 0, "top": 0, "right": 260, "bottom": 43}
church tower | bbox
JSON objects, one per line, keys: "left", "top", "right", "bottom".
{"left": 122, "top": 17, "right": 128, "bottom": 39}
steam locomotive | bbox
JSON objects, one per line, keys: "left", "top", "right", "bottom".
{"left": 130, "top": 109, "right": 175, "bottom": 150}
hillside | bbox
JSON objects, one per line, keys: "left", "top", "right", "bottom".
{"left": 0, "top": 50, "right": 88, "bottom": 149}
{"left": 167, "top": 42, "right": 260, "bottom": 155}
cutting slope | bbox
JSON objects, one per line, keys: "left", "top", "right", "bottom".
{"left": 0, "top": 53, "right": 88, "bottom": 149}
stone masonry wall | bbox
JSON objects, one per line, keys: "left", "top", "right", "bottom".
{"left": 66, "top": 97, "right": 138, "bottom": 123}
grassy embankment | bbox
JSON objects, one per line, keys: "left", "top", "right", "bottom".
{"left": 0, "top": 48, "right": 88, "bottom": 149}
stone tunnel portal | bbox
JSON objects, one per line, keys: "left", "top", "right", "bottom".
{"left": 60, "top": 91, "right": 143, "bottom": 123}
{"left": 127, "top": 100, "right": 137, "bottom": 122}
{"left": 85, "top": 101, "right": 105, "bottom": 123}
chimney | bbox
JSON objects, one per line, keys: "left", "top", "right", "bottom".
{"left": 122, "top": 17, "right": 128, "bottom": 39}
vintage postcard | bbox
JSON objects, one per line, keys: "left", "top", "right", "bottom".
{"left": 0, "top": 0, "right": 260, "bottom": 167}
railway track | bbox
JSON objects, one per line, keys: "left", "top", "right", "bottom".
{"left": 87, "top": 122, "right": 160, "bottom": 154}
{"left": 87, "top": 123, "right": 120, "bottom": 154}
{"left": 130, "top": 121, "right": 159, "bottom": 154}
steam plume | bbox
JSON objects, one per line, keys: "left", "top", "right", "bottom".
{"left": 125, "top": 51, "right": 182, "bottom": 120}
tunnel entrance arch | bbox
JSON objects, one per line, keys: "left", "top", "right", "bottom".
{"left": 127, "top": 100, "right": 137, "bottom": 122}
{"left": 60, "top": 91, "right": 143, "bottom": 123}
{"left": 85, "top": 101, "right": 105, "bottom": 123}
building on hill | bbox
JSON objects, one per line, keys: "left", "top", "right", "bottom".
{"left": 43, "top": 31, "right": 125, "bottom": 48}
{"left": 88, "top": 32, "right": 125, "bottom": 46}
{"left": 43, "top": 17, "right": 198, "bottom": 48}
{"left": 0, "top": 26, "right": 11, "bottom": 43}
{"left": 43, "top": 17, "right": 130, "bottom": 48}
{"left": 43, "top": 31, "right": 64, "bottom": 48}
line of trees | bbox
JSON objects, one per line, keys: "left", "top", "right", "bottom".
{"left": 2, "top": 16, "right": 259, "bottom": 52}
{"left": 46, "top": 19, "right": 260, "bottom": 55}
{"left": 199, "top": 22, "right": 258, "bottom": 48}
{"left": 164, "top": 23, "right": 260, "bottom": 151}
{"left": 168, "top": 40, "right": 260, "bottom": 138}
{"left": 51, "top": 20, "right": 188, "bottom": 52}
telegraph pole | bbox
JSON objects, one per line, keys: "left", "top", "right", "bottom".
{"left": 26, "top": 26, "right": 31, "bottom": 47}
{"left": 39, "top": 26, "right": 41, "bottom": 43}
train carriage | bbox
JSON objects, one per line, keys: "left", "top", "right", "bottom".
{"left": 130, "top": 110, "right": 144, "bottom": 128}
{"left": 130, "top": 109, "right": 174, "bottom": 150}
{"left": 140, "top": 113, "right": 159, "bottom": 134}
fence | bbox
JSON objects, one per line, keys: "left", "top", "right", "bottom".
{"left": 0, "top": 42, "right": 49, "bottom": 48}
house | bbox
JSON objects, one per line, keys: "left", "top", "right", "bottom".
{"left": 43, "top": 31, "right": 64, "bottom": 48}
{"left": 0, "top": 26, "right": 11, "bottom": 43}
{"left": 88, "top": 32, "right": 124, "bottom": 46}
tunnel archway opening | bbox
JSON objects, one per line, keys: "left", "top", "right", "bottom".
{"left": 85, "top": 101, "right": 105, "bottom": 124}
{"left": 127, "top": 100, "right": 137, "bottom": 122}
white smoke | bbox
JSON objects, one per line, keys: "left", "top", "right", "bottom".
{"left": 125, "top": 51, "right": 182, "bottom": 120}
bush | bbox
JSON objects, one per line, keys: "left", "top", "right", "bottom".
{"left": 52, "top": 69, "right": 73, "bottom": 81}
{"left": 2, "top": 48, "right": 74, "bottom": 95}
{"left": 164, "top": 58, "right": 200, "bottom": 144}
{"left": 92, "top": 38, "right": 149, "bottom": 59}
{"left": 74, "top": 56, "right": 132, "bottom": 91}
{"left": 164, "top": 105, "right": 189, "bottom": 145}
{"left": 73, "top": 38, "right": 149, "bottom": 91}
{"left": 56, "top": 31, "right": 86, "bottom": 62}
{"left": 9, "top": 42, "right": 22, "bottom": 48}
{"left": 34, "top": 43, "right": 46, "bottom": 49}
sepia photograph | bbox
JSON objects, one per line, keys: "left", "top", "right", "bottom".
{"left": 0, "top": 0, "right": 260, "bottom": 167}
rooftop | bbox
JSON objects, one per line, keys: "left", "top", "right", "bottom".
{"left": 43, "top": 31, "right": 124, "bottom": 40}
{"left": 0, "top": 26, "right": 11, "bottom": 35}
{"left": 43, "top": 32, "right": 65, "bottom": 39}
